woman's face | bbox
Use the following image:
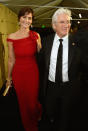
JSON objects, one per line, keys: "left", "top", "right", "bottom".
{"left": 19, "top": 13, "right": 33, "bottom": 28}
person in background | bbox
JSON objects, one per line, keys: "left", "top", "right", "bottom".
{"left": 6, "top": 7, "right": 42, "bottom": 131}
{"left": 39, "top": 8, "right": 81, "bottom": 131}
{"left": 74, "top": 24, "right": 88, "bottom": 129}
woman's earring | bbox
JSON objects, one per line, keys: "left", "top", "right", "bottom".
{"left": 30, "top": 24, "right": 33, "bottom": 28}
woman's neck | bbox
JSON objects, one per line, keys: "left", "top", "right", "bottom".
{"left": 19, "top": 27, "right": 30, "bottom": 34}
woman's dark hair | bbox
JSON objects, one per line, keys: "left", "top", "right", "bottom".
{"left": 18, "top": 7, "right": 34, "bottom": 21}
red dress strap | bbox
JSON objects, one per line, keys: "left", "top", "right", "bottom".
{"left": 7, "top": 38, "right": 14, "bottom": 42}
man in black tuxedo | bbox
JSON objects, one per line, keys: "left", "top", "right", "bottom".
{"left": 39, "top": 8, "right": 81, "bottom": 131}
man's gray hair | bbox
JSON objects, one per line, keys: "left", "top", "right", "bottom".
{"left": 52, "top": 8, "right": 72, "bottom": 24}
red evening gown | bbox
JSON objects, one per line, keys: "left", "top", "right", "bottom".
{"left": 7, "top": 30, "right": 42, "bottom": 131}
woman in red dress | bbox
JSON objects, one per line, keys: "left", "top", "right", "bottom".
{"left": 6, "top": 7, "right": 42, "bottom": 131}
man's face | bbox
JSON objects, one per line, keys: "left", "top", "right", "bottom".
{"left": 53, "top": 13, "right": 71, "bottom": 38}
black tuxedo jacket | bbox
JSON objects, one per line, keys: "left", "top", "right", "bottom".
{"left": 38, "top": 32, "right": 81, "bottom": 101}
{"left": 74, "top": 30, "right": 88, "bottom": 85}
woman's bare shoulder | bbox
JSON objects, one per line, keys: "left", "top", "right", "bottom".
{"left": 7, "top": 31, "right": 18, "bottom": 39}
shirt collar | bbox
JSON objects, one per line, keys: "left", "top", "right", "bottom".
{"left": 54, "top": 33, "right": 59, "bottom": 42}
{"left": 62, "top": 35, "right": 68, "bottom": 41}
{"left": 55, "top": 33, "right": 68, "bottom": 42}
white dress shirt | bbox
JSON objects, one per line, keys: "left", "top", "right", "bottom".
{"left": 48, "top": 33, "right": 69, "bottom": 82}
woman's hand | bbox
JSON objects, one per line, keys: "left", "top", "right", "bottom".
{"left": 6, "top": 79, "right": 12, "bottom": 88}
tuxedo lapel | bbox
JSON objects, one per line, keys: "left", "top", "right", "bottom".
{"left": 68, "top": 34, "right": 76, "bottom": 69}
{"left": 46, "top": 33, "right": 55, "bottom": 68}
